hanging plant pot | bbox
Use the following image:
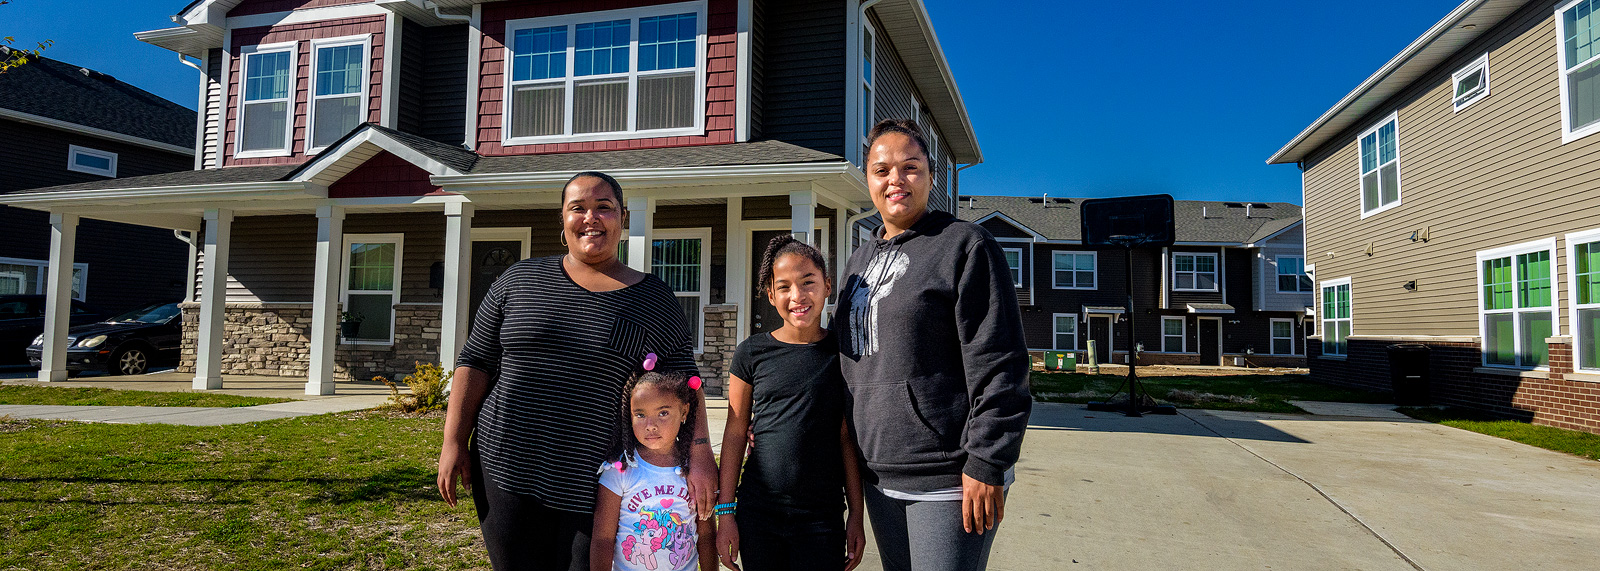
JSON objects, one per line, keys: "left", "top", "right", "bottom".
{"left": 340, "top": 320, "right": 362, "bottom": 340}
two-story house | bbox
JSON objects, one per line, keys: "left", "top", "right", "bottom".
{"left": 0, "top": 51, "right": 196, "bottom": 324}
{"left": 0, "top": 0, "right": 980, "bottom": 395}
{"left": 957, "top": 195, "right": 1310, "bottom": 369}
{"left": 1270, "top": 0, "right": 1600, "bottom": 433}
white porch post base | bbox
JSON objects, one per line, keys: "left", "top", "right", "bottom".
{"left": 439, "top": 202, "right": 474, "bottom": 377}
{"left": 194, "top": 209, "right": 233, "bottom": 390}
{"left": 37, "top": 213, "right": 79, "bottom": 383}
{"left": 626, "top": 196, "right": 656, "bottom": 272}
{"left": 307, "top": 205, "right": 345, "bottom": 396}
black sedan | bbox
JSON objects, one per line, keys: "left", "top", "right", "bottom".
{"left": 0, "top": 295, "right": 105, "bottom": 366}
{"left": 25, "top": 302, "right": 183, "bottom": 375}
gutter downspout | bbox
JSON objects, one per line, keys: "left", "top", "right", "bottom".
{"left": 952, "top": 162, "right": 977, "bottom": 210}
{"left": 179, "top": 53, "right": 206, "bottom": 169}
{"left": 842, "top": 207, "right": 880, "bottom": 286}
{"left": 425, "top": 1, "right": 472, "bottom": 22}
{"left": 174, "top": 229, "right": 199, "bottom": 303}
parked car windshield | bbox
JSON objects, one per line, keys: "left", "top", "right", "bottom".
{"left": 107, "top": 303, "right": 180, "bottom": 324}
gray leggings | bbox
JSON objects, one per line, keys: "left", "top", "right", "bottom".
{"left": 863, "top": 485, "right": 1001, "bottom": 571}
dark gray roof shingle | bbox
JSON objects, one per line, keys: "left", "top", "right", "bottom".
{"left": 1, "top": 165, "right": 298, "bottom": 195}
{"left": 956, "top": 195, "right": 1301, "bottom": 244}
{"left": 0, "top": 51, "right": 195, "bottom": 148}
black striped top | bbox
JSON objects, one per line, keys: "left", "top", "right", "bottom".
{"left": 457, "top": 255, "right": 698, "bottom": 512}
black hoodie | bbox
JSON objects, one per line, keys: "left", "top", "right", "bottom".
{"left": 834, "top": 210, "right": 1032, "bottom": 492}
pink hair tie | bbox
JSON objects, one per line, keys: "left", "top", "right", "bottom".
{"left": 613, "top": 461, "right": 625, "bottom": 472}
{"left": 688, "top": 376, "right": 702, "bottom": 390}
{"left": 642, "top": 353, "right": 659, "bottom": 371}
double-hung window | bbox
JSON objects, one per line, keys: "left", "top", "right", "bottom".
{"left": 1569, "top": 228, "right": 1600, "bottom": 371}
{"left": 0, "top": 257, "right": 86, "bottom": 300}
{"left": 1452, "top": 53, "right": 1490, "bottom": 111}
{"left": 1321, "top": 278, "right": 1351, "bottom": 356}
{"left": 309, "top": 36, "right": 368, "bottom": 151}
{"left": 1559, "top": 0, "right": 1600, "bottom": 141}
{"left": 1172, "top": 253, "right": 1217, "bottom": 291}
{"left": 66, "top": 145, "right": 116, "bottom": 177}
{"left": 342, "top": 234, "right": 403, "bottom": 344}
{"left": 503, "top": 3, "right": 705, "bottom": 145}
{"left": 1271, "top": 319, "right": 1295, "bottom": 355}
{"left": 238, "top": 43, "right": 296, "bottom": 156}
{"left": 1053, "top": 251, "right": 1095, "bottom": 289}
{"left": 651, "top": 228, "right": 711, "bottom": 352}
{"left": 1276, "top": 256, "right": 1312, "bottom": 292}
{"left": 1162, "top": 316, "right": 1185, "bottom": 353}
{"left": 1053, "top": 314, "right": 1077, "bottom": 351}
{"left": 1358, "top": 113, "right": 1401, "bottom": 216}
{"left": 1002, "top": 247, "right": 1024, "bottom": 287}
{"left": 1477, "top": 239, "right": 1558, "bottom": 369}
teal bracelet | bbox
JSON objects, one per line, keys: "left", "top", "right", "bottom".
{"left": 713, "top": 502, "right": 737, "bottom": 515}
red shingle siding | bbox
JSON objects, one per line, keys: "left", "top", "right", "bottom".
{"left": 327, "top": 151, "right": 441, "bottom": 198}
{"left": 227, "top": 0, "right": 372, "bottom": 17}
{"left": 475, "top": 0, "right": 738, "bottom": 156}
{"left": 224, "top": 15, "right": 387, "bottom": 167}
{"left": 1310, "top": 338, "right": 1600, "bottom": 435}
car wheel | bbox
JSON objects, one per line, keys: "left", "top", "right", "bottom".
{"left": 111, "top": 347, "right": 148, "bottom": 376}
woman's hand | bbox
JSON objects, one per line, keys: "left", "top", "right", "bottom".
{"left": 715, "top": 514, "right": 741, "bottom": 570}
{"left": 961, "top": 473, "right": 1005, "bottom": 534}
{"left": 688, "top": 447, "right": 718, "bottom": 519}
{"left": 437, "top": 439, "right": 471, "bottom": 507}
{"left": 844, "top": 510, "right": 866, "bottom": 571}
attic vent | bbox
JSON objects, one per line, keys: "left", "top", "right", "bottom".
{"left": 1223, "top": 202, "right": 1246, "bottom": 208}
{"left": 1028, "top": 197, "right": 1073, "bottom": 204}
{"left": 79, "top": 68, "right": 115, "bottom": 82}
{"left": 1250, "top": 203, "right": 1271, "bottom": 209}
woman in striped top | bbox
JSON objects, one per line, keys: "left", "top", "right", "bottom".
{"left": 437, "top": 172, "right": 718, "bottom": 571}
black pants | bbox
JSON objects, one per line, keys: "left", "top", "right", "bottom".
{"left": 471, "top": 453, "right": 594, "bottom": 571}
{"left": 737, "top": 505, "right": 846, "bottom": 571}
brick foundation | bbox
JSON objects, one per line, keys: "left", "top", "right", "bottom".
{"left": 179, "top": 303, "right": 442, "bottom": 382}
{"left": 1309, "top": 336, "right": 1600, "bottom": 434}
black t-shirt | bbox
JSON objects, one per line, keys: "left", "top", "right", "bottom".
{"left": 729, "top": 331, "right": 847, "bottom": 515}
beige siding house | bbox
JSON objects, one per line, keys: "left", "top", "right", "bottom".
{"left": 1271, "top": 0, "right": 1600, "bottom": 433}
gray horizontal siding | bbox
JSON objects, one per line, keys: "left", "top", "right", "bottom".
{"left": 756, "top": 0, "right": 845, "bottom": 156}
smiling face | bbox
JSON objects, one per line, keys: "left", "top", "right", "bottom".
{"left": 866, "top": 131, "right": 932, "bottom": 237}
{"left": 766, "top": 252, "right": 831, "bottom": 334}
{"left": 629, "top": 383, "right": 688, "bottom": 454}
{"left": 561, "top": 176, "right": 626, "bottom": 264}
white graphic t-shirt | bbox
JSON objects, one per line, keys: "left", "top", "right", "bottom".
{"left": 598, "top": 453, "right": 699, "bottom": 571}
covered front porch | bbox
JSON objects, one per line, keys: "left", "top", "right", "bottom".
{"left": 1, "top": 125, "right": 871, "bottom": 395}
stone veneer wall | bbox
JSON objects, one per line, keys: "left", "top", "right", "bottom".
{"left": 695, "top": 304, "right": 739, "bottom": 397}
{"left": 179, "top": 303, "right": 442, "bottom": 382}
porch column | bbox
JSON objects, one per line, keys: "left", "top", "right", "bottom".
{"left": 626, "top": 196, "right": 656, "bottom": 272}
{"left": 789, "top": 190, "right": 815, "bottom": 244}
{"left": 725, "top": 197, "right": 747, "bottom": 342}
{"left": 194, "top": 208, "right": 233, "bottom": 390}
{"left": 440, "top": 202, "right": 474, "bottom": 375}
{"left": 307, "top": 205, "right": 345, "bottom": 396}
{"left": 37, "top": 213, "right": 78, "bottom": 382}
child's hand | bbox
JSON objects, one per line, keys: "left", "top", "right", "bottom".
{"left": 716, "top": 515, "right": 741, "bottom": 571}
{"left": 844, "top": 510, "right": 865, "bottom": 571}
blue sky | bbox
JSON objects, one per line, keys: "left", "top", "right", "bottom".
{"left": 4, "top": 0, "right": 1465, "bottom": 205}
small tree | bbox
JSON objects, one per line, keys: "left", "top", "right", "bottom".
{"left": 1, "top": 1, "right": 54, "bottom": 74}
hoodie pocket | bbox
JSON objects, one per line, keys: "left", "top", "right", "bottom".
{"left": 850, "top": 381, "right": 952, "bottom": 466}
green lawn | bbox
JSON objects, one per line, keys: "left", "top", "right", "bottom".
{"left": 1031, "top": 372, "right": 1392, "bottom": 414}
{"left": 0, "top": 411, "right": 486, "bottom": 571}
{"left": 0, "top": 386, "right": 291, "bottom": 408}
{"left": 1397, "top": 407, "right": 1600, "bottom": 461}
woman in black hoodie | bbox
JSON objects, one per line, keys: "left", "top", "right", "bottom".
{"left": 834, "top": 120, "right": 1032, "bottom": 571}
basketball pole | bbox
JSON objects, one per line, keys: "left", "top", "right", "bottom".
{"left": 1123, "top": 242, "right": 1142, "bottom": 417}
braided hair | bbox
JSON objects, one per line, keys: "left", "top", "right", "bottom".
{"left": 756, "top": 234, "right": 831, "bottom": 299}
{"left": 605, "top": 369, "right": 700, "bottom": 471}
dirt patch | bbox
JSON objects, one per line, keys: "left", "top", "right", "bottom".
{"left": 0, "top": 415, "right": 72, "bottom": 434}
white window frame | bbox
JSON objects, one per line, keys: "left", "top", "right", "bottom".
{"left": 1558, "top": 0, "right": 1600, "bottom": 143}
{"left": 1476, "top": 238, "right": 1560, "bottom": 370}
{"left": 1001, "top": 246, "right": 1025, "bottom": 288}
{"left": 1052, "top": 250, "right": 1097, "bottom": 290}
{"left": 1161, "top": 316, "right": 1186, "bottom": 353}
{"left": 501, "top": 1, "right": 708, "bottom": 146}
{"left": 1320, "top": 277, "right": 1352, "bottom": 357}
{"left": 66, "top": 145, "right": 117, "bottom": 177}
{"left": 653, "top": 227, "right": 712, "bottom": 353}
{"left": 1171, "top": 252, "right": 1218, "bottom": 292}
{"left": 340, "top": 233, "right": 404, "bottom": 346}
{"left": 1275, "top": 255, "right": 1311, "bottom": 293}
{"left": 235, "top": 41, "right": 299, "bottom": 159}
{"left": 1052, "top": 313, "right": 1077, "bottom": 352}
{"left": 306, "top": 34, "right": 372, "bottom": 154}
{"left": 0, "top": 257, "right": 88, "bottom": 300}
{"left": 1452, "top": 52, "right": 1490, "bottom": 112}
{"left": 1356, "top": 112, "right": 1402, "bottom": 218}
{"left": 861, "top": 19, "right": 876, "bottom": 150}
{"left": 1270, "top": 318, "right": 1296, "bottom": 356}
{"left": 1567, "top": 227, "right": 1600, "bottom": 371}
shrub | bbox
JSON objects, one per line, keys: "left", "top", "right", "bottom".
{"left": 374, "top": 361, "right": 449, "bottom": 413}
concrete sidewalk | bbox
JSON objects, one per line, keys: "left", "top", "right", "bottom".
{"left": 0, "top": 369, "right": 395, "bottom": 425}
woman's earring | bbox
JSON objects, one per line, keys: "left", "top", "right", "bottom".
{"left": 560, "top": 231, "right": 568, "bottom": 247}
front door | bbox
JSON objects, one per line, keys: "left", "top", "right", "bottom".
{"left": 1089, "top": 315, "right": 1113, "bottom": 364}
{"left": 1198, "top": 318, "right": 1221, "bottom": 366}
{"left": 749, "top": 230, "right": 787, "bottom": 336}
{"left": 469, "top": 241, "right": 522, "bottom": 326}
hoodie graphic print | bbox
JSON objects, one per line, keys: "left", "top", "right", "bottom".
{"left": 846, "top": 248, "right": 910, "bottom": 357}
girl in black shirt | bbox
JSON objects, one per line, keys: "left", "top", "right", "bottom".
{"left": 714, "top": 236, "right": 865, "bottom": 571}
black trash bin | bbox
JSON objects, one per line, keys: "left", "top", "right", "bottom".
{"left": 1387, "top": 343, "right": 1431, "bottom": 406}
